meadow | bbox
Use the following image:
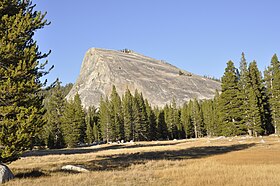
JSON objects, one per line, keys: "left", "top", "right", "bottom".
{"left": 5, "top": 136, "right": 280, "bottom": 186}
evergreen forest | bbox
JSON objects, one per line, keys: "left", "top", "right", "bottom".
{"left": 41, "top": 53, "right": 280, "bottom": 148}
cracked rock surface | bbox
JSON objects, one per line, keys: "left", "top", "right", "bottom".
{"left": 67, "top": 48, "right": 221, "bottom": 108}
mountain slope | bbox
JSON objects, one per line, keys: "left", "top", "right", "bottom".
{"left": 66, "top": 48, "right": 221, "bottom": 108}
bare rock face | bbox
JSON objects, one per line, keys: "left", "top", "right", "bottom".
{"left": 0, "top": 164, "right": 14, "bottom": 184}
{"left": 67, "top": 48, "right": 221, "bottom": 108}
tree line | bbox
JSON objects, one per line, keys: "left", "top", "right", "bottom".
{"left": 2, "top": 0, "right": 279, "bottom": 166}
{"left": 40, "top": 53, "right": 280, "bottom": 148}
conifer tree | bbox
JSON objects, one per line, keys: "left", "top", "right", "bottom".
{"left": 122, "top": 88, "right": 134, "bottom": 141}
{"left": 85, "top": 106, "right": 100, "bottom": 143}
{"left": 110, "top": 85, "right": 124, "bottom": 141}
{"left": 219, "top": 61, "right": 245, "bottom": 136}
{"left": 99, "top": 96, "right": 112, "bottom": 142}
{"left": 265, "top": 54, "right": 280, "bottom": 135}
{"left": 133, "top": 90, "right": 149, "bottom": 141}
{"left": 180, "top": 102, "right": 194, "bottom": 138}
{"left": 170, "top": 99, "right": 180, "bottom": 139}
{"left": 263, "top": 68, "right": 274, "bottom": 134}
{"left": 238, "top": 53, "right": 250, "bottom": 132}
{"left": 145, "top": 99, "right": 157, "bottom": 140}
{"left": 201, "top": 100, "right": 215, "bottom": 137}
{"left": 154, "top": 108, "right": 168, "bottom": 140}
{"left": 43, "top": 81, "right": 65, "bottom": 149}
{"left": 62, "top": 93, "right": 85, "bottom": 147}
{"left": 213, "top": 90, "right": 221, "bottom": 136}
{"left": 164, "top": 104, "right": 172, "bottom": 139}
{"left": 190, "top": 98, "right": 205, "bottom": 138}
{"left": 246, "top": 61, "right": 265, "bottom": 136}
{"left": 0, "top": 0, "right": 51, "bottom": 162}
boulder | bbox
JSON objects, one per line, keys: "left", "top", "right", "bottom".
{"left": 0, "top": 164, "right": 14, "bottom": 184}
{"left": 61, "top": 165, "right": 89, "bottom": 173}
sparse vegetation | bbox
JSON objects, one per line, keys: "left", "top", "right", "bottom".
{"left": 120, "top": 48, "right": 133, "bottom": 53}
{"left": 5, "top": 136, "right": 280, "bottom": 186}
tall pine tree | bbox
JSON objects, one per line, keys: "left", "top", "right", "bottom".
{"left": 219, "top": 61, "right": 245, "bottom": 136}
{"left": 0, "top": 0, "right": 51, "bottom": 162}
{"left": 43, "top": 81, "right": 65, "bottom": 149}
{"left": 265, "top": 54, "right": 280, "bottom": 135}
{"left": 110, "top": 85, "right": 124, "bottom": 141}
{"left": 122, "top": 88, "right": 134, "bottom": 141}
{"left": 62, "top": 93, "right": 85, "bottom": 147}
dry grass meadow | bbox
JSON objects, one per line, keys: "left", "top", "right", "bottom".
{"left": 4, "top": 136, "right": 280, "bottom": 186}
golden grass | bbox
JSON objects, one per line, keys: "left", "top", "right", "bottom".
{"left": 4, "top": 136, "right": 280, "bottom": 186}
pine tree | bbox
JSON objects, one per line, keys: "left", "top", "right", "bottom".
{"left": 263, "top": 68, "right": 274, "bottom": 134}
{"left": 164, "top": 104, "right": 172, "bottom": 139}
{"left": 110, "top": 85, "right": 124, "bottom": 141}
{"left": 213, "top": 90, "right": 221, "bottom": 136}
{"left": 246, "top": 61, "right": 265, "bottom": 136}
{"left": 180, "top": 102, "right": 194, "bottom": 138}
{"left": 190, "top": 98, "right": 205, "bottom": 138}
{"left": 62, "top": 93, "right": 85, "bottom": 147}
{"left": 43, "top": 81, "right": 65, "bottom": 149}
{"left": 266, "top": 54, "right": 280, "bottom": 135}
{"left": 238, "top": 53, "right": 250, "bottom": 133}
{"left": 201, "top": 100, "right": 215, "bottom": 137}
{"left": 99, "top": 96, "right": 112, "bottom": 143}
{"left": 219, "top": 61, "right": 246, "bottom": 136}
{"left": 133, "top": 90, "right": 149, "bottom": 141}
{"left": 122, "top": 88, "right": 134, "bottom": 141}
{"left": 85, "top": 106, "right": 100, "bottom": 143}
{"left": 0, "top": 0, "right": 51, "bottom": 163}
{"left": 145, "top": 99, "right": 157, "bottom": 140}
{"left": 170, "top": 99, "right": 180, "bottom": 139}
{"left": 155, "top": 108, "right": 168, "bottom": 140}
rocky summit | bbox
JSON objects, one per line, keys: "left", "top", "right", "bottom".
{"left": 66, "top": 48, "right": 221, "bottom": 108}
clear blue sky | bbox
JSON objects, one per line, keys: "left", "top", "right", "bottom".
{"left": 34, "top": 0, "right": 280, "bottom": 85}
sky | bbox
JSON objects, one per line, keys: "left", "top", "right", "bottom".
{"left": 34, "top": 0, "right": 280, "bottom": 85}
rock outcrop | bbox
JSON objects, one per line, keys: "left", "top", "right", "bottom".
{"left": 67, "top": 48, "right": 221, "bottom": 108}
{"left": 0, "top": 164, "right": 14, "bottom": 184}
{"left": 61, "top": 165, "right": 89, "bottom": 173}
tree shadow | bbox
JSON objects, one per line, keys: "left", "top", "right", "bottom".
{"left": 85, "top": 143, "right": 256, "bottom": 171}
{"left": 14, "top": 170, "right": 48, "bottom": 178}
{"left": 22, "top": 141, "right": 186, "bottom": 157}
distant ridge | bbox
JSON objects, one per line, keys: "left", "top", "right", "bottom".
{"left": 66, "top": 48, "right": 221, "bottom": 108}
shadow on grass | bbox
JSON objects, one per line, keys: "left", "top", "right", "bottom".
{"left": 22, "top": 141, "right": 186, "bottom": 157}
{"left": 14, "top": 170, "right": 48, "bottom": 178}
{"left": 85, "top": 143, "right": 256, "bottom": 171}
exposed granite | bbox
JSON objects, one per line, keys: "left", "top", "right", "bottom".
{"left": 66, "top": 48, "right": 221, "bottom": 108}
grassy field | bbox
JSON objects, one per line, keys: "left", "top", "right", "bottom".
{"left": 4, "top": 136, "right": 280, "bottom": 186}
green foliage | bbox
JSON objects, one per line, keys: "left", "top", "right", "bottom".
{"left": 110, "top": 85, "right": 124, "bottom": 141}
{"left": 189, "top": 99, "right": 205, "bottom": 138}
{"left": 99, "top": 96, "right": 112, "bottom": 143}
{"left": 154, "top": 108, "right": 168, "bottom": 140}
{"left": 0, "top": 0, "right": 50, "bottom": 163}
{"left": 43, "top": 81, "right": 65, "bottom": 149}
{"left": 145, "top": 99, "right": 157, "bottom": 140}
{"left": 219, "top": 61, "right": 246, "bottom": 136}
{"left": 85, "top": 106, "right": 100, "bottom": 143}
{"left": 201, "top": 100, "right": 215, "bottom": 136}
{"left": 180, "top": 103, "right": 194, "bottom": 138}
{"left": 246, "top": 61, "right": 265, "bottom": 135}
{"left": 27, "top": 54, "right": 280, "bottom": 147}
{"left": 265, "top": 54, "right": 280, "bottom": 135}
{"left": 122, "top": 88, "right": 134, "bottom": 141}
{"left": 133, "top": 90, "right": 149, "bottom": 141}
{"left": 61, "top": 93, "right": 85, "bottom": 147}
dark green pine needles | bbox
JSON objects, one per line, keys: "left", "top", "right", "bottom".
{"left": 0, "top": 0, "right": 50, "bottom": 163}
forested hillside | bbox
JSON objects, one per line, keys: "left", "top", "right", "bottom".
{"left": 40, "top": 53, "right": 279, "bottom": 148}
